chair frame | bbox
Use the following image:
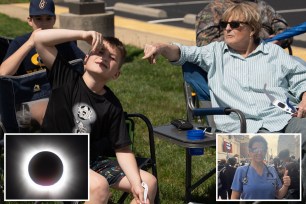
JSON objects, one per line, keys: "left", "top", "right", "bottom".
{"left": 116, "top": 112, "right": 160, "bottom": 204}
{"left": 181, "top": 62, "right": 247, "bottom": 201}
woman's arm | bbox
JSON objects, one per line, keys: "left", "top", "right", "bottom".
{"left": 231, "top": 190, "right": 241, "bottom": 199}
{"left": 142, "top": 43, "right": 180, "bottom": 64}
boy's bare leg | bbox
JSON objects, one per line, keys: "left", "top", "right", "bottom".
{"left": 113, "top": 169, "right": 157, "bottom": 204}
{"left": 86, "top": 170, "right": 110, "bottom": 204}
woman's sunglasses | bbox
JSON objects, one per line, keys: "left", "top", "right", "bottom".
{"left": 219, "top": 21, "right": 247, "bottom": 29}
{"left": 250, "top": 147, "right": 266, "bottom": 154}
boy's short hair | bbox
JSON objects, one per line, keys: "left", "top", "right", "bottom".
{"left": 228, "top": 157, "right": 236, "bottom": 166}
{"left": 103, "top": 37, "right": 126, "bottom": 69}
{"left": 30, "top": 0, "right": 55, "bottom": 16}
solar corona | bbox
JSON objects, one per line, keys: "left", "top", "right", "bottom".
{"left": 28, "top": 151, "right": 63, "bottom": 186}
{"left": 5, "top": 133, "right": 89, "bottom": 201}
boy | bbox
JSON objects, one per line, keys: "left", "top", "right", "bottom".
{"left": 34, "top": 29, "right": 157, "bottom": 204}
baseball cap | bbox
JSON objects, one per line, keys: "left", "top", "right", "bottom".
{"left": 29, "top": 0, "right": 55, "bottom": 16}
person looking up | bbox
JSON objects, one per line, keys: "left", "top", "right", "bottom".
{"left": 34, "top": 28, "right": 157, "bottom": 204}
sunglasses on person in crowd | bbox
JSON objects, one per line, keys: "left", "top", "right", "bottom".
{"left": 249, "top": 147, "right": 267, "bottom": 154}
{"left": 219, "top": 21, "right": 248, "bottom": 29}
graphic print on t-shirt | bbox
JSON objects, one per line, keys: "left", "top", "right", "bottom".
{"left": 72, "top": 103, "right": 97, "bottom": 133}
{"left": 31, "top": 53, "right": 44, "bottom": 66}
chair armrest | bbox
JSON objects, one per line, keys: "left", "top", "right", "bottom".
{"left": 192, "top": 107, "right": 246, "bottom": 133}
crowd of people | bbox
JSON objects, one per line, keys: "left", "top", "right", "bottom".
{"left": 0, "top": 0, "right": 305, "bottom": 203}
{"left": 218, "top": 141, "right": 300, "bottom": 200}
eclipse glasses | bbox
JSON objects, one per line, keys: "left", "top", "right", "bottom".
{"left": 263, "top": 83, "right": 296, "bottom": 114}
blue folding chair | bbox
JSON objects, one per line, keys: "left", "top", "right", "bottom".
{"left": 0, "top": 36, "right": 13, "bottom": 63}
{"left": 182, "top": 61, "right": 246, "bottom": 133}
{"left": 153, "top": 62, "right": 247, "bottom": 203}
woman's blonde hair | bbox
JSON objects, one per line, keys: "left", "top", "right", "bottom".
{"left": 222, "top": 2, "right": 261, "bottom": 41}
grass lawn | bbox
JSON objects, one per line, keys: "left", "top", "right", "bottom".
{"left": 0, "top": 0, "right": 29, "bottom": 4}
{"left": 0, "top": 8, "right": 216, "bottom": 204}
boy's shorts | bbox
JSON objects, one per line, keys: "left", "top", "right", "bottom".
{"left": 90, "top": 156, "right": 125, "bottom": 186}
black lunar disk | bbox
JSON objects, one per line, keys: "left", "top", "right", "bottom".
{"left": 28, "top": 151, "right": 63, "bottom": 186}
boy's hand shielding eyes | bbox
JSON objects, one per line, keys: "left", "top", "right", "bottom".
{"left": 83, "top": 31, "right": 103, "bottom": 54}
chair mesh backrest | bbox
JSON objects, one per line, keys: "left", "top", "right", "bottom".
{"left": 0, "top": 36, "right": 13, "bottom": 64}
{"left": 182, "top": 62, "right": 210, "bottom": 101}
{"left": 0, "top": 71, "right": 51, "bottom": 132}
{"left": 125, "top": 118, "right": 135, "bottom": 151}
{"left": 0, "top": 55, "right": 83, "bottom": 133}
{"left": 182, "top": 62, "right": 218, "bottom": 127}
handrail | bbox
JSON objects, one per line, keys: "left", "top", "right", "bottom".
{"left": 192, "top": 107, "right": 247, "bottom": 133}
{"left": 224, "top": 108, "right": 247, "bottom": 133}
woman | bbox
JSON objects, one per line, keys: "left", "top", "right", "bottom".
{"left": 142, "top": 2, "right": 306, "bottom": 198}
{"left": 142, "top": 2, "right": 306, "bottom": 133}
{"left": 231, "top": 135, "right": 290, "bottom": 199}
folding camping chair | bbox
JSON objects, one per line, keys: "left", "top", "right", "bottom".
{"left": 0, "top": 36, "right": 12, "bottom": 201}
{"left": 31, "top": 114, "right": 160, "bottom": 204}
{"left": 179, "top": 62, "right": 247, "bottom": 202}
{"left": 0, "top": 36, "right": 13, "bottom": 63}
{"left": 30, "top": 113, "right": 159, "bottom": 204}
{"left": 182, "top": 61, "right": 246, "bottom": 133}
{"left": 152, "top": 62, "right": 247, "bottom": 203}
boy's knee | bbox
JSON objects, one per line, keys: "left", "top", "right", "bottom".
{"left": 145, "top": 174, "right": 158, "bottom": 196}
{"left": 150, "top": 174, "right": 158, "bottom": 188}
{"left": 90, "top": 175, "right": 110, "bottom": 203}
{"left": 91, "top": 176, "right": 109, "bottom": 192}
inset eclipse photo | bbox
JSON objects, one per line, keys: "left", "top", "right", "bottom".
{"left": 4, "top": 133, "right": 89, "bottom": 201}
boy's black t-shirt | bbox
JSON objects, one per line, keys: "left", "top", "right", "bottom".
{"left": 42, "top": 54, "right": 131, "bottom": 160}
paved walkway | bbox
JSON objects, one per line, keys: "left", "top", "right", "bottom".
{"left": 0, "top": 3, "right": 305, "bottom": 60}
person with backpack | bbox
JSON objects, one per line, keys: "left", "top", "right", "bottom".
{"left": 219, "top": 157, "right": 237, "bottom": 199}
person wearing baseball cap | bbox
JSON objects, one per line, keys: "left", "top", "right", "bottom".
{"left": 0, "top": 0, "right": 84, "bottom": 76}
{"left": 0, "top": 0, "right": 84, "bottom": 130}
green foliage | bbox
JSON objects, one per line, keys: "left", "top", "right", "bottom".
{"left": 0, "top": 13, "right": 216, "bottom": 204}
{"left": 0, "top": 0, "right": 29, "bottom": 4}
{"left": 0, "top": 13, "right": 32, "bottom": 37}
